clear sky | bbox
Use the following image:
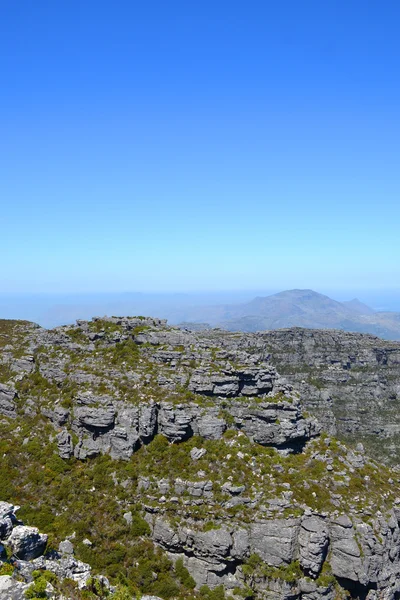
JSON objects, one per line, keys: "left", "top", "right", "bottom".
{"left": 1, "top": 0, "right": 399, "bottom": 294}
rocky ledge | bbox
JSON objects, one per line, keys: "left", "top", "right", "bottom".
{"left": 56, "top": 390, "right": 320, "bottom": 462}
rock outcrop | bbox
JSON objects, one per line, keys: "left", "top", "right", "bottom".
{"left": 0, "top": 503, "right": 111, "bottom": 599}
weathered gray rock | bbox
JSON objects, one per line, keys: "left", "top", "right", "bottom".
{"left": 299, "top": 516, "right": 329, "bottom": 576}
{"left": 186, "top": 527, "right": 233, "bottom": 561}
{"left": 188, "top": 366, "right": 276, "bottom": 398}
{"left": 19, "top": 554, "right": 93, "bottom": 588}
{"left": 0, "top": 496, "right": 112, "bottom": 594}
{"left": 139, "top": 402, "right": 158, "bottom": 440}
{"left": 42, "top": 405, "right": 69, "bottom": 426}
{"left": 0, "top": 384, "right": 17, "bottom": 418}
{"left": 12, "top": 355, "right": 35, "bottom": 374}
{"left": 0, "top": 575, "right": 29, "bottom": 600}
{"left": 221, "top": 482, "right": 246, "bottom": 495}
{"left": 249, "top": 518, "right": 300, "bottom": 566}
{"left": 7, "top": 525, "right": 47, "bottom": 560}
{"left": 58, "top": 539, "right": 74, "bottom": 555}
{"left": 74, "top": 437, "right": 101, "bottom": 459}
{"left": 229, "top": 398, "right": 320, "bottom": 450}
{"left": 56, "top": 429, "right": 74, "bottom": 459}
{"left": 74, "top": 405, "right": 116, "bottom": 429}
{"left": 174, "top": 478, "right": 213, "bottom": 498}
{"left": 0, "top": 517, "right": 14, "bottom": 540}
{"left": 123, "top": 512, "right": 133, "bottom": 525}
{"left": 197, "top": 415, "right": 226, "bottom": 440}
{"left": 0, "top": 502, "right": 15, "bottom": 520}
{"left": 190, "top": 447, "right": 207, "bottom": 460}
{"left": 110, "top": 427, "right": 139, "bottom": 460}
{"left": 329, "top": 516, "right": 365, "bottom": 583}
{"left": 158, "top": 403, "right": 193, "bottom": 442}
{"left": 188, "top": 372, "right": 215, "bottom": 395}
{"left": 256, "top": 327, "right": 400, "bottom": 463}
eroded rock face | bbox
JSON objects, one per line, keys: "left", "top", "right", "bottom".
{"left": 148, "top": 509, "right": 400, "bottom": 598}
{"left": 33, "top": 331, "right": 319, "bottom": 461}
{"left": 188, "top": 367, "right": 274, "bottom": 397}
{"left": 56, "top": 394, "right": 319, "bottom": 461}
{"left": 255, "top": 328, "right": 400, "bottom": 463}
{"left": 0, "top": 575, "right": 29, "bottom": 600}
{"left": 299, "top": 516, "right": 329, "bottom": 576}
{"left": 74, "top": 405, "right": 116, "bottom": 429}
{"left": 249, "top": 518, "right": 300, "bottom": 567}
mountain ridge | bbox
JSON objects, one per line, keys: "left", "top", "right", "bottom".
{"left": 178, "top": 289, "right": 400, "bottom": 340}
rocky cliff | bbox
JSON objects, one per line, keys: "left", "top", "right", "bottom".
{"left": 173, "top": 326, "right": 400, "bottom": 464}
{"left": 1, "top": 317, "right": 400, "bottom": 599}
{"left": 252, "top": 328, "right": 400, "bottom": 464}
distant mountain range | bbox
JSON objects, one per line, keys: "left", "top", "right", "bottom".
{"left": 179, "top": 289, "right": 400, "bottom": 340}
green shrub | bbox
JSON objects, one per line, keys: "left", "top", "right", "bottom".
{"left": 109, "top": 586, "right": 132, "bottom": 600}
{"left": 130, "top": 513, "right": 151, "bottom": 537}
{"left": 199, "top": 585, "right": 226, "bottom": 600}
{"left": 0, "top": 563, "right": 14, "bottom": 576}
{"left": 25, "top": 576, "right": 47, "bottom": 598}
{"left": 175, "top": 557, "right": 196, "bottom": 589}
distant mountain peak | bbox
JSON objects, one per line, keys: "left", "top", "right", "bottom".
{"left": 185, "top": 288, "right": 397, "bottom": 338}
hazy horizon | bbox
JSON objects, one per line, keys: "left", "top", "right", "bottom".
{"left": 1, "top": 287, "right": 400, "bottom": 329}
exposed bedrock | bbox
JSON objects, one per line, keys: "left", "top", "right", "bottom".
{"left": 54, "top": 392, "right": 319, "bottom": 461}
{"left": 147, "top": 508, "right": 400, "bottom": 599}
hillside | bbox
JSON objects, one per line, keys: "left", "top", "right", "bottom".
{"left": 179, "top": 289, "right": 400, "bottom": 340}
{"left": 1, "top": 317, "right": 400, "bottom": 599}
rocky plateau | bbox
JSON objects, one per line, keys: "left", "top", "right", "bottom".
{"left": 1, "top": 316, "right": 400, "bottom": 599}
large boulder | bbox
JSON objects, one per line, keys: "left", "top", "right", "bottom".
{"left": 7, "top": 525, "right": 47, "bottom": 560}
{"left": 0, "top": 502, "right": 14, "bottom": 520}
{"left": 139, "top": 403, "right": 158, "bottom": 440}
{"left": 329, "top": 515, "right": 366, "bottom": 584}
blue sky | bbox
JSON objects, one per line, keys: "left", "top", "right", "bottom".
{"left": 1, "top": 0, "right": 399, "bottom": 294}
